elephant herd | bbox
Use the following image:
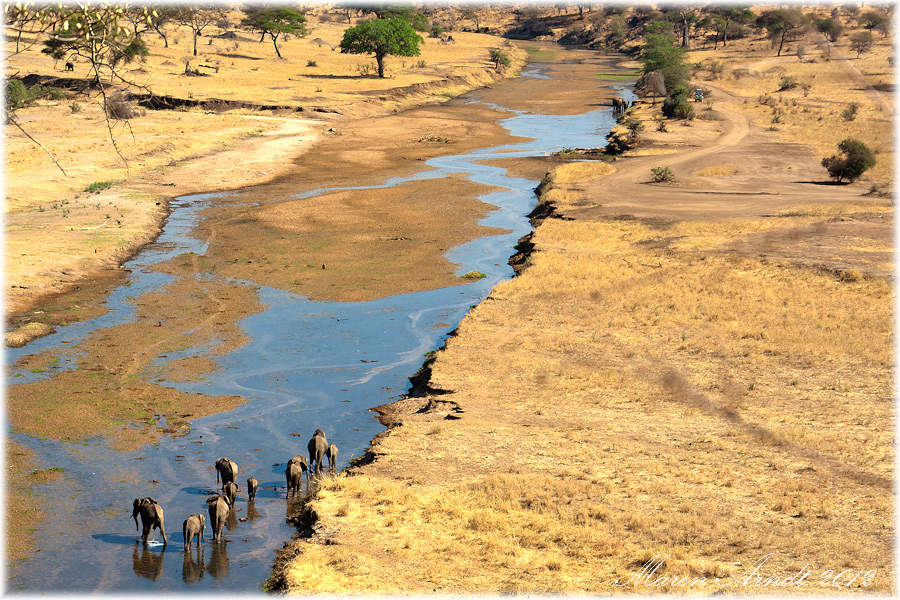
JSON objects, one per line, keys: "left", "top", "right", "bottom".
{"left": 612, "top": 96, "right": 631, "bottom": 117}
{"left": 130, "top": 429, "right": 339, "bottom": 551}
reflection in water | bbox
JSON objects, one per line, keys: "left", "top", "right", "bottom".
{"left": 225, "top": 505, "right": 239, "bottom": 532}
{"left": 182, "top": 547, "right": 205, "bottom": 584}
{"left": 246, "top": 500, "right": 262, "bottom": 521}
{"left": 132, "top": 543, "right": 165, "bottom": 581}
{"left": 207, "top": 542, "right": 230, "bottom": 579}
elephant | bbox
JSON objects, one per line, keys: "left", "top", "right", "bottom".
{"left": 64, "top": 61, "right": 74, "bottom": 72}
{"left": 183, "top": 513, "right": 205, "bottom": 552}
{"left": 223, "top": 481, "right": 240, "bottom": 507}
{"left": 206, "top": 495, "right": 230, "bottom": 542}
{"left": 215, "top": 458, "right": 238, "bottom": 488}
{"left": 326, "top": 443, "right": 339, "bottom": 474}
{"left": 132, "top": 497, "right": 167, "bottom": 545}
{"left": 286, "top": 462, "right": 303, "bottom": 497}
{"left": 308, "top": 430, "right": 328, "bottom": 474}
{"left": 288, "top": 454, "right": 309, "bottom": 481}
{"left": 247, "top": 477, "right": 258, "bottom": 501}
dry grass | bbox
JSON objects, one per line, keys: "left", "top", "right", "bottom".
{"left": 689, "top": 24, "right": 894, "bottom": 185}
{"left": 286, "top": 188, "right": 894, "bottom": 592}
{"left": 694, "top": 163, "right": 740, "bottom": 177}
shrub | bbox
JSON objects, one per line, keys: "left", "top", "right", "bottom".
{"left": 778, "top": 75, "right": 798, "bottom": 90}
{"left": 623, "top": 116, "right": 644, "bottom": 140}
{"left": 489, "top": 48, "right": 511, "bottom": 70}
{"left": 651, "top": 166, "right": 676, "bottom": 183}
{"left": 306, "top": 59, "right": 317, "bottom": 67}
{"left": 105, "top": 92, "right": 136, "bottom": 119}
{"left": 662, "top": 94, "right": 694, "bottom": 120}
{"left": 821, "top": 138, "right": 875, "bottom": 182}
{"left": 654, "top": 114, "right": 668, "bottom": 132}
{"left": 841, "top": 102, "right": 859, "bottom": 121}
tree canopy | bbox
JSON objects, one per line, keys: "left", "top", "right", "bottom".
{"left": 242, "top": 7, "right": 308, "bottom": 58}
{"left": 755, "top": 9, "right": 806, "bottom": 57}
{"left": 339, "top": 18, "right": 423, "bottom": 78}
{"left": 641, "top": 32, "right": 689, "bottom": 93}
{"left": 822, "top": 138, "right": 875, "bottom": 182}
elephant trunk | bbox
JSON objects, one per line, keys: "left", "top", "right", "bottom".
{"left": 133, "top": 512, "right": 140, "bottom": 531}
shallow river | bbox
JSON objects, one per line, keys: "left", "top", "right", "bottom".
{"left": 7, "top": 49, "right": 633, "bottom": 592}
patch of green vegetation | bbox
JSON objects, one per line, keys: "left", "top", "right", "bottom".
{"left": 595, "top": 71, "right": 641, "bottom": 80}
{"left": 84, "top": 181, "right": 115, "bottom": 194}
{"left": 462, "top": 271, "right": 486, "bottom": 280}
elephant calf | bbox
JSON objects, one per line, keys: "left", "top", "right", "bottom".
{"left": 132, "top": 497, "right": 167, "bottom": 545}
{"left": 285, "top": 462, "right": 303, "bottom": 497}
{"left": 183, "top": 513, "right": 205, "bottom": 551}
{"left": 326, "top": 443, "right": 339, "bottom": 474}
{"left": 205, "top": 495, "right": 230, "bottom": 542}
{"left": 223, "top": 481, "right": 240, "bottom": 507}
{"left": 247, "top": 477, "right": 258, "bottom": 501}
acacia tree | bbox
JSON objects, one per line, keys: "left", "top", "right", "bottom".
{"left": 849, "top": 30, "right": 874, "bottom": 58}
{"left": 339, "top": 18, "right": 422, "bottom": 78}
{"left": 822, "top": 138, "right": 875, "bottom": 182}
{"left": 241, "top": 7, "right": 308, "bottom": 58}
{"left": 175, "top": 5, "right": 225, "bottom": 56}
{"left": 756, "top": 9, "right": 806, "bottom": 57}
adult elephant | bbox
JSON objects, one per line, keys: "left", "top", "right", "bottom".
{"left": 247, "top": 477, "right": 258, "bottom": 501}
{"left": 215, "top": 458, "right": 238, "bottom": 488}
{"left": 288, "top": 455, "right": 309, "bottom": 481}
{"left": 205, "top": 495, "right": 230, "bottom": 542}
{"left": 132, "top": 497, "right": 167, "bottom": 545}
{"left": 308, "top": 430, "right": 328, "bottom": 474}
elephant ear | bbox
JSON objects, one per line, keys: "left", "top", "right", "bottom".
{"left": 206, "top": 495, "right": 217, "bottom": 506}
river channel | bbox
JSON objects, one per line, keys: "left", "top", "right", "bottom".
{"left": 7, "top": 48, "right": 634, "bottom": 592}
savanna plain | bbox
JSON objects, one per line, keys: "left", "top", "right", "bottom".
{"left": 4, "top": 2, "right": 895, "bottom": 595}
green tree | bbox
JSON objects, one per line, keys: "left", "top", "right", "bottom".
{"left": 641, "top": 32, "right": 689, "bottom": 93}
{"left": 373, "top": 5, "right": 429, "bottom": 31}
{"left": 814, "top": 17, "right": 843, "bottom": 42}
{"left": 822, "top": 138, "right": 875, "bottom": 182}
{"left": 242, "top": 7, "right": 308, "bottom": 58}
{"left": 755, "top": 9, "right": 806, "bottom": 57}
{"left": 340, "top": 18, "right": 423, "bottom": 78}
{"left": 489, "top": 48, "right": 511, "bottom": 70}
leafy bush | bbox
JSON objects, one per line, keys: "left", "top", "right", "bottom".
{"left": 623, "top": 116, "right": 644, "bottom": 140}
{"left": 841, "top": 101, "right": 859, "bottom": 121}
{"left": 7, "top": 79, "right": 65, "bottom": 109}
{"left": 662, "top": 94, "right": 694, "bottom": 120}
{"left": 651, "top": 166, "right": 676, "bottom": 183}
{"left": 307, "top": 59, "right": 317, "bottom": 67}
{"left": 489, "top": 48, "right": 511, "bottom": 70}
{"left": 821, "top": 138, "right": 875, "bottom": 182}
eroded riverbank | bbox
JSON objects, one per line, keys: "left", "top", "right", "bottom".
{"left": 6, "top": 43, "right": 630, "bottom": 591}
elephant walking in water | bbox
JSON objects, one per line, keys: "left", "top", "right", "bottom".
{"left": 215, "top": 458, "right": 238, "bottom": 488}
{"left": 247, "top": 477, "right": 258, "bottom": 501}
{"left": 326, "top": 443, "right": 339, "bottom": 474}
{"left": 183, "top": 513, "right": 205, "bottom": 551}
{"left": 132, "top": 497, "right": 167, "bottom": 545}
{"left": 222, "top": 481, "right": 240, "bottom": 507}
{"left": 206, "top": 495, "right": 230, "bottom": 542}
{"left": 285, "top": 462, "right": 303, "bottom": 497}
{"left": 308, "top": 429, "right": 328, "bottom": 474}
{"left": 288, "top": 455, "right": 309, "bottom": 482}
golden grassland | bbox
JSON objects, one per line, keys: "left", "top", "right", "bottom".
{"left": 286, "top": 199, "right": 893, "bottom": 593}
{"left": 281, "top": 12, "right": 894, "bottom": 594}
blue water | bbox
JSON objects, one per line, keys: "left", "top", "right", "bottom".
{"left": 6, "top": 58, "right": 633, "bottom": 593}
